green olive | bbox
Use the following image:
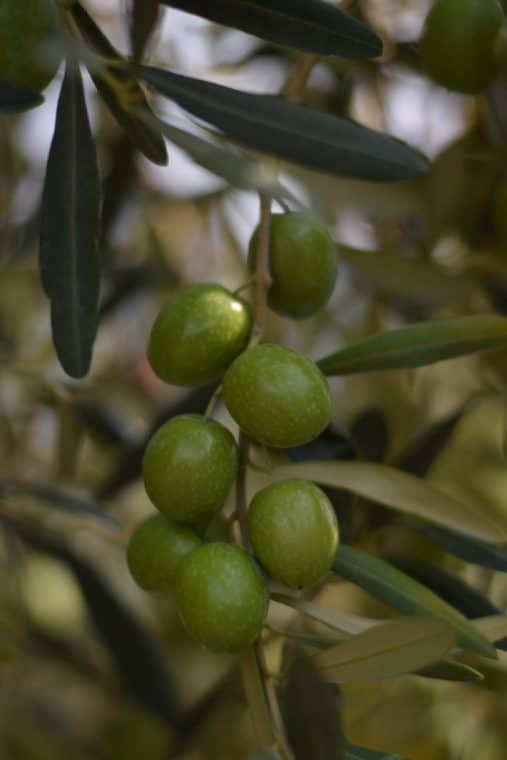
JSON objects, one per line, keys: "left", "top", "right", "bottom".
{"left": 175, "top": 542, "right": 269, "bottom": 652}
{"left": 248, "top": 479, "right": 339, "bottom": 588}
{"left": 0, "top": 0, "right": 61, "bottom": 92}
{"left": 248, "top": 212, "right": 338, "bottom": 319}
{"left": 142, "top": 415, "right": 238, "bottom": 523}
{"left": 127, "top": 513, "right": 201, "bottom": 592}
{"left": 222, "top": 343, "right": 331, "bottom": 448}
{"left": 421, "top": 0, "right": 506, "bottom": 94}
{"left": 148, "top": 283, "right": 252, "bottom": 387}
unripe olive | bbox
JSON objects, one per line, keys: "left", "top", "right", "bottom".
{"left": 248, "top": 212, "right": 338, "bottom": 319}
{"left": 142, "top": 415, "right": 238, "bottom": 523}
{"left": 248, "top": 479, "right": 339, "bottom": 588}
{"left": 175, "top": 542, "right": 269, "bottom": 652}
{"left": 421, "top": 0, "right": 506, "bottom": 94}
{"left": 222, "top": 343, "right": 331, "bottom": 448}
{"left": 127, "top": 514, "right": 201, "bottom": 592}
{"left": 0, "top": 0, "right": 61, "bottom": 92}
{"left": 148, "top": 283, "right": 252, "bottom": 387}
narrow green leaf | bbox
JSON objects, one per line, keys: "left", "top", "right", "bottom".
{"left": 416, "top": 659, "right": 484, "bottom": 683}
{"left": 0, "top": 82, "right": 44, "bottom": 113}
{"left": 70, "top": 2, "right": 168, "bottom": 165}
{"left": 281, "top": 645, "right": 344, "bottom": 760}
{"left": 141, "top": 67, "right": 429, "bottom": 182}
{"left": 272, "top": 595, "right": 379, "bottom": 637}
{"left": 416, "top": 524, "right": 507, "bottom": 573}
{"left": 316, "top": 619, "right": 456, "bottom": 683}
{"left": 317, "top": 315, "right": 507, "bottom": 376}
{"left": 270, "top": 461, "right": 505, "bottom": 542}
{"left": 131, "top": 0, "right": 161, "bottom": 64}
{"left": 345, "top": 744, "right": 407, "bottom": 760}
{"left": 388, "top": 556, "right": 502, "bottom": 619}
{"left": 164, "top": 0, "right": 382, "bottom": 59}
{"left": 332, "top": 545, "right": 498, "bottom": 659}
{"left": 40, "top": 61, "right": 101, "bottom": 378}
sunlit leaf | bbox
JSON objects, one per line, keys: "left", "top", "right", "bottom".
{"left": 317, "top": 315, "right": 507, "bottom": 376}
{"left": 70, "top": 2, "right": 168, "bottom": 165}
{"left": 141, "top": 67, "right": 429, "bottom": 182}
{"left": 474, "top": 615, "right": 507, "bottom": 644}
{"left": 40, "top": 61, "right": 101, "bottom": 378}
{"left": 281, "top": 645, "right": 344, "bottom": 760}
{"left": 163, "top": 0, "right": 382, "bottom": 59}
{"left": 272, "top": 595, "right": 380, "bottom": 637}
{"left": 332, "top": 545, "right": 498, "bottom": 659}
{"left": 270, "top": 461, "right": 505, "bottom": 542}
{"left": 416, "top": 524, "right": 507, "bottom": 572}
{"left": 0, "top": 81, "right": 44, "bottom": 113}
{"left": 316, "top": 618, "right": 455, "bottom": 683}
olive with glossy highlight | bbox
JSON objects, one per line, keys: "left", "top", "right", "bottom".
{"left": 249, "top": 211, "right": 338, "bottom": 319}
{"left": 248, "top": 479, "right": 339, "bottom": 588}
{"left": 175, "top": 542, "right": 269, "bottom": 652}
{"left": 222, "top": 343, "right": 331, "bottom": 448}
{"left": 148, "top": 283, "right": 252, "bottom": 386}
{"left": 142, "top": 415, "right": 238, "bottom": 523}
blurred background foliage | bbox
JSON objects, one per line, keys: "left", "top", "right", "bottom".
{"left": 2, "top": 0, "right": 507, "bottom": 758}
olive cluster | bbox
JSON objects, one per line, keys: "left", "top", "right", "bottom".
{"left": 127, "top": 212, "right": 340, "bottom": 652}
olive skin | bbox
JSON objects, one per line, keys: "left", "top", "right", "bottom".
{"left": 142, "top": 415, "right": 238, "bottom": 523}
{"left": 175, "top": 542, "right": 269, "bottom": 652}
{"left": 222, "top": 344, "right": 331, "bottom": 448}
{"left": 249, "top": 212, "right": 338, "bottom": 319}
{"left": 127, "top": 514, "right": 201, "bottom": 592}
{"left": 421, "top": 0, "right": 505, "bottom": 94}
{"left": 248, "top": 479, "right": 339, "bottom": 588}
{"left": 0, "top": 0, "right": 61, "bottom": 92}
{"left": 148, "top": 284, "right": 252, "bottom": 387}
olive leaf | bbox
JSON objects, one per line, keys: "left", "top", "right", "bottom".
{"left": 272, "top": 595, "right": 379, "bottom": 637}
{"left": 317, "top": 315, "right": 507, "bottom": 376}
{"left": 141, "top": 66, "right": 429, "bottom": 182}
{"left": 130, "top": 0, "right": 161, "bottom": 65}
{"left": 345, "top": 744, "right": 407, "bottom": 760}
{"left": 315, "top": 618, "right": 456, "bottom": 683}
{"left": 40, "top": 60, "right": 101, "bottom": 378}
{"left": 70, "top": 2, "right": 168, "bottom": 165}
{"left": 332, "top": 545, "right": 498, "bottom": 659}
{"left": 415, "top": 523, "right": 507, "bottom": 572}
{"left": 0, "top": 81, "right": 44, "bottom": 113}
{"left": 0, "top": 480, "right": 117, "bottom": 525}
{"left": 269, "top": 461, "right": 505, "bottom": 542}
{"left": 416, "top": 660, "right": 484, "bottom": 683}
{"left": 280, "top": 645, "right": 345, "bottom": 760}
{"left": 474, "top": 615, "right": 507, "bottom": 644}
{"left": 163, "top": 0, "right": 382, "bottom": 59}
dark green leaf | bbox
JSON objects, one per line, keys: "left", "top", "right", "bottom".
{"left": 70, "top": 2, "right": 168, "bottom": 165}
{"left": 0, "top": 81, "right": 44, "bottom": 113}
{"left": 332, "top": 545, "right": 497, "bottom": 659}
{"left": 345, "top": 743, "right": 407, "bottom": 760}
{"left": 396, "top": 410, "right": 464, "bottom": 477}
{"left": 416, "top": 524, "right": 507, "bottom": 573}
{"left": 0, "top": 480, "right": 117, "bottom": 525}
{"left": 280, "top": 645, "right": 344, "bottom": 760}
{"left": 164, "top": 0, "right": 382, "bottom": 59}
{"left": 141, "top": 67, "right": 429, "bottom": 182}
{"left": 131, "top": 0, "right": 161, "bottom": 64}
{"left": 416, "top": 659, "right": 484, "bottom": 683}
{"left": 317, "top": 315, "right": 507, "bottom": 376}
{"left": 40, "top": 61, "right": 101, "bottom": 378}
{"left": 0, "top": 517, "right": 184, "bottom": 726}
{"left": 388, "top": 556, "right": 502, "bottom": 619}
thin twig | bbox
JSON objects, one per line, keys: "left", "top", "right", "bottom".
{"left": 253, "top": 194, "right": 273, "bottom": 338}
